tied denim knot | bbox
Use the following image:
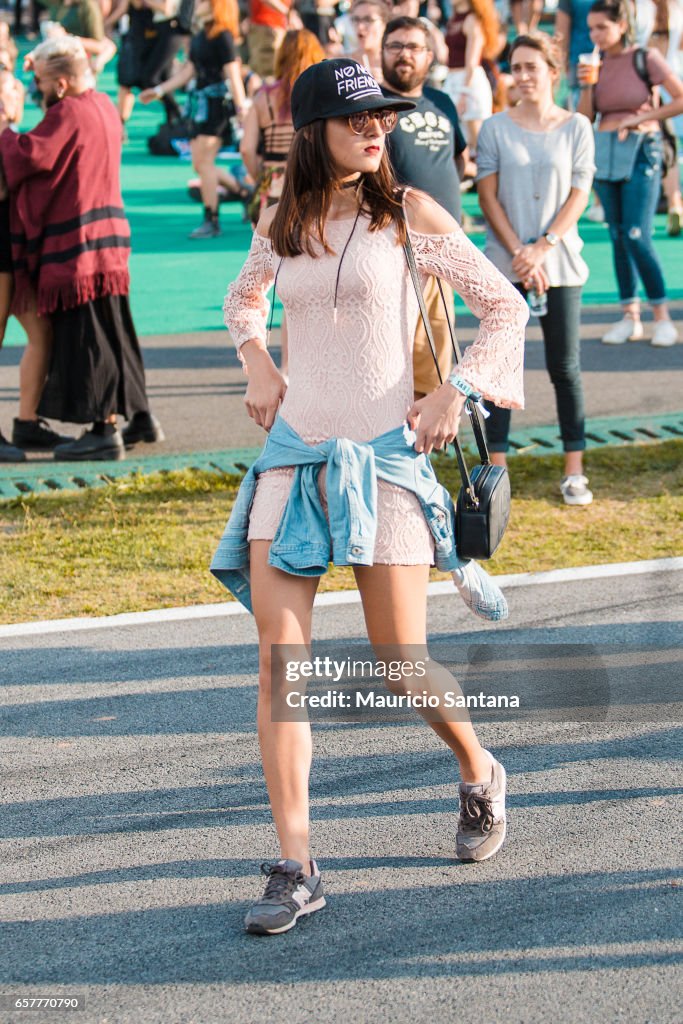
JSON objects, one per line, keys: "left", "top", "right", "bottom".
{"left": 210, "top": 416, "right": 466, "bottom": 613}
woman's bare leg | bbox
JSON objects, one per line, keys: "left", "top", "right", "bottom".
{"left": 117, "top": 86, "right": 135, "bottom": 124}
{"left": 17, "top": 310, "right": 52, "bottom": 420}
{"left": 191, "top": 135, "right": 223, "bottom": 211}
{"left": 0, "top": 273, "right": 11, "bottom": 345}
{"left": 250, "top": 540, "right": 320, "bottom": 873}
{"left": 353, "top": 563, "right": 492, "bottom": 783}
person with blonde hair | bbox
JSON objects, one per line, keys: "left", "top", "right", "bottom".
{"left": 241, "top": 28, "right": 325, "bottom": 223}
{"left": 141, "top": 0, "right": 247, "bottom": 238}
{"left": 0, "top": 36, "right": 162, "bottom": 461}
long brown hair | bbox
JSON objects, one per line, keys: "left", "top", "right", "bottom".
{"left": 273, "top": 30, "right": 325, "bottom": 119}
{"left": 270, "top": 119, "right": 407, "bottom": 258}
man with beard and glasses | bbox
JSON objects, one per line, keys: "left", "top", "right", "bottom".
{"left": 0, "top": 36, "right": 162, "bottom": 461}
{"left": 382, "top": 15, "right": 469, "bottom": 397}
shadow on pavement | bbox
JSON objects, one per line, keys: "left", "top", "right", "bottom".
{"left": 2, "top": 866, "right": 681, "bottom": 985}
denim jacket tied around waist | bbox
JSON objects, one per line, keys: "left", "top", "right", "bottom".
{"left": 210, "top": 416, "right": 466, "bottom": 612}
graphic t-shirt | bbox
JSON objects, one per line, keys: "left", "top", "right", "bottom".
{"left": 383, "top": 86, "right": 467, "bottom": 222}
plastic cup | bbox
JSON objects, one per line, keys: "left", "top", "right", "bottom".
{"left": 578, "top": 51, "right": 601, "bottom": 85}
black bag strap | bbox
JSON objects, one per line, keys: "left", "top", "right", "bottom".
{"left": 432, "top": 273, "right": 490, "bottom": 465}
{"left": 402, "top": 230, "right": 487, "bottom": 507}
{"left": 633, "top": 47, "right": 653, "bottom": 93}
{"left": 403, "top": 225, "right": 491, "bottom": 459}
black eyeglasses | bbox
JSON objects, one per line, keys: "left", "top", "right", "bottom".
{"left": 383, "top": 42, "right": 430, "bottom": 54}
{"left": 347, "top": 109, "right": 399, "bottom": 134}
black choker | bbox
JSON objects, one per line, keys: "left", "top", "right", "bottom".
{"left": 340, "top": 178, "right": 361, "bottom": 189}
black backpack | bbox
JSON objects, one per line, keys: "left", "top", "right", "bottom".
{"left": 147, "top": 118, "right": 192, "bottom": 156}
{"left": 632, "top": 47, "right": 678, "bottom": 174}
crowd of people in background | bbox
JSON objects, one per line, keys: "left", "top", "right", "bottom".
{"left": 0, "top": 0, "right": 682, "bottom": 501}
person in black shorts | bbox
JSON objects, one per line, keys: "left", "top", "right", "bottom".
{"left": 140, "top": 0, "right": 247, "bottom": 237}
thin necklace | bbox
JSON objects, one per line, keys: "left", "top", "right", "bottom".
{"left": 333, "top": 203, "right": 363, "bottom": 324}
{"left": 266, "top": 201, "right": 364, "bottom": 338}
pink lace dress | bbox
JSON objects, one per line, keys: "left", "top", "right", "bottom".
{"left": 223, "top": 216, "right": 527, "bottom": 564}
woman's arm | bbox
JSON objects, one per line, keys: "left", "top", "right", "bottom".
{"left": 512, "top": 186, "right": 589, "bottom": 280}
{"left": 477, "top": 172, "right": 524, "bottom": 257}
{"left": 403, "top": 191, "right": 528, "bottom": 452}
{"left": 224, "top": 60, "right": 246, "bottom": 114}
{"left": 457, "top": 16, "right": 484, "bottom": 117}
{"left": 90, "top": 36, "right": 118, "bottom": 71}
{"left": 575, "top": 62, "right": 596, "bottom": 121}
{"left": 240, "top": 99, "right": 263, "bottom": 180}
{"left": 139, "top": 60, "right": 194, "bottom": 102}
{"left": 463, "top": 14, "right": 484, "bottom": 83}
{"left": 105, "top": 0, "right": 130, "bottom": 30}
{"left": 142, "top": 0, "right": 175, "bottom": 16}
{"left": 427, "top": 24, "right": 449, "bottom": 66}
{"left": 555, "top": 10, "right": 571, "bottom": 72}
{"left": 616, "top": 69, "right": 683, "bottom": 129}
{"left": 224, "top": 206, "right": 286, "bottom": 431}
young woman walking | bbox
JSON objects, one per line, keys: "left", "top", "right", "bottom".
{"left": 212, "top": 57, "right": 528, "bottom": 935}
{"left": 477, "top": 33, "right": 596, "bottom": 506}
{"left": 578, "top": 0, "right": 683, "bottom": 346}
{"left": 140, "top": 0, "right": 246, "bottom": 238}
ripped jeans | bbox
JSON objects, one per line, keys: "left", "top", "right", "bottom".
{"left": 594, "top": 134, "right": 667, "bottom": 305}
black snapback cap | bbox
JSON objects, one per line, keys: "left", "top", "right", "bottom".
{"left": 291, "top": 58, "right": 416, "bottom": 132}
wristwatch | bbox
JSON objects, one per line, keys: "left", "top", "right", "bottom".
{"left": 543, "top": 231, "right": 559, "bottom": 247}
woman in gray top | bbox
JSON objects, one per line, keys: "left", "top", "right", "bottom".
{"left": 477, "top": 32, "right": 596, "bottom": 506}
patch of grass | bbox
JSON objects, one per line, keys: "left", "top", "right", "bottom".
{"left": 0, "top": 442, "right": 681, "bottom": 624}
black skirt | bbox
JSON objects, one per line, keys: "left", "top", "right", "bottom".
{"left": 190, "top": 96, "right": 235, "bottom": 144}
{"left": 38, "top": 294, "right": 150, "bottom": 424}
{"left": 0, "top": 199, "right": 12, "bottom": 274}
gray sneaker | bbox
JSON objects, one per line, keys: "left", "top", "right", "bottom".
{"left": 244, "top": 858, "right": 326, "bottom": 935}
{"left": 188, "top": 219, "right": 221, "bottom": 239}
{"left": 456, "top": 753, "right": 507, "bottom": 862}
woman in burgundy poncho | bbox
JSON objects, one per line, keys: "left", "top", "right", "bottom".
{"left": 0, "top": 36, "right": 163, "bottom": 460}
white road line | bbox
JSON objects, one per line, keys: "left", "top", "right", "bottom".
{"left": 1, "top": 557, "right": 681, "bottom": 639}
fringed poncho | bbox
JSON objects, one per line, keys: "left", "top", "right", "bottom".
{"left": 0, "top": 89, "right": 131, "bottom": 315}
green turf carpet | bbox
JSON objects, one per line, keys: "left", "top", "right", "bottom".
{"left": 3, "top": 52, "right": 683, "bottom": 346}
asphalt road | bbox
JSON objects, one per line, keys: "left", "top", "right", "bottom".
{"left": 1, "top": 567, "right": 681, "bottom": 1024}
{"left": 1, "top": 303, "right": 683, "bottom": 458}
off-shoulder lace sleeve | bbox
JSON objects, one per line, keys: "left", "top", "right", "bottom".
{"left": 410, "top": 227, "right": 528, "bottom": 409}
{"left": 223, "top": 232, "right": 275, "bottom": 355}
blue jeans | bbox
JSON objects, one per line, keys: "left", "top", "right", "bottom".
{"left": 485, "top": 285, "right": 586, "bottom": 453}
{"left": 594, "top": 134, "right": 667, "bottom": 305}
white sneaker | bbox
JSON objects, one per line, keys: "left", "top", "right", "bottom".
{"left": 651, "top": 320, "right": 678, "bottom": 347}
{"left": 560, "top": 474, "right": 593, "bottom": 506}
{"left": 601, "top": 317, "right": 644, "bottom": 344}
{"left": 587, "top": 202, "right": 605, "bottom": 223}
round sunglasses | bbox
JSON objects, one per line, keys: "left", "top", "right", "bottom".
{"left": 347, "top": 109, "right": 399, "bottom": 135}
